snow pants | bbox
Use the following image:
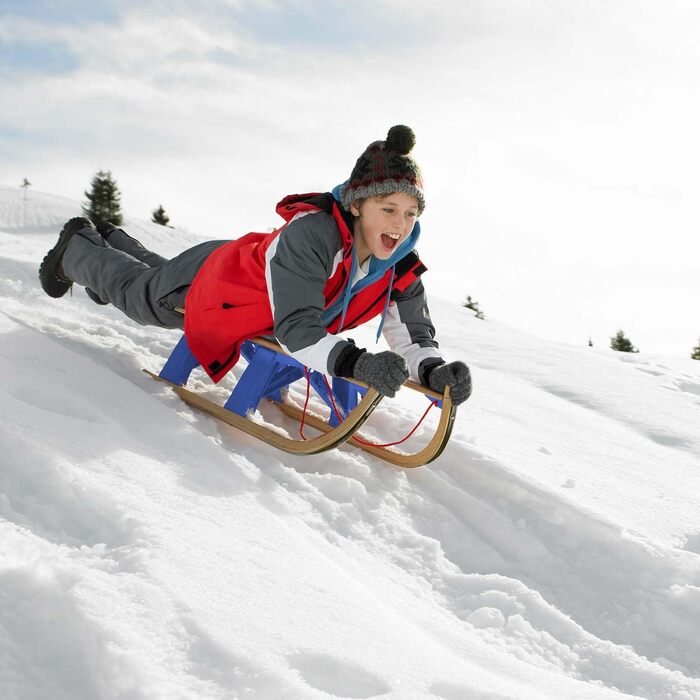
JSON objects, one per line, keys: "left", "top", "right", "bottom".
{"left": 61, "top": 225, "right": 227, "bottom": 328}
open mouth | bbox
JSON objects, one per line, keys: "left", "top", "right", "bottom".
{"left": 381, "top": 233, "right": 400, "bottom": 250}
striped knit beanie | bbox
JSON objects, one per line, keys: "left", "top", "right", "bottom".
{"left": 340, "top": 125, "right": 425, "bottom": 215}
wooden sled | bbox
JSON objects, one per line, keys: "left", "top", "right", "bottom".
{"left": 146, "top": 334, "right": 455, "bottom": 467}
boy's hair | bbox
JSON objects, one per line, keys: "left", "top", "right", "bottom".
{"left": 350, "top": 193, "right": 420, "bottom": 216}
{"left": 340, "top": 125, "right": 425, "bottom": 216}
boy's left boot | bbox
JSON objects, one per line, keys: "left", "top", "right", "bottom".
{"left": 39, "top": 217, "right": 97, "bottom": 298}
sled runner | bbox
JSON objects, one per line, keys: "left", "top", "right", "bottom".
{"left": 145, "top": 334, "right": 455, "bottom": 467}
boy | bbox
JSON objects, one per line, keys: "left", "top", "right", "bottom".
{"left": 39, "top": 125, "right": 471, "bottom": 404}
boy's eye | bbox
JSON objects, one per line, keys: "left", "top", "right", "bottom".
{"left": 382, "top": 208, "right": 394, "bottom": 214}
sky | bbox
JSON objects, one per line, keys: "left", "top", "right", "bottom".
{"left": 1, "top": 0, "right": 699, "bottom": 358}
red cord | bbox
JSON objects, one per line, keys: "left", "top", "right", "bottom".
{"left": 351, "top": 398, "right": 436, "bottom": 448}
{"left": 299, "top": 368, "right": 437, "bottom": 447}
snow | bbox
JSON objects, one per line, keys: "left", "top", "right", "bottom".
{"left": 1, "top": 182, "right": 700, "bottom": 699}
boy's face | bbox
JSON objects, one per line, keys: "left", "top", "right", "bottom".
{"left": 350, "top": 193, "right": 419, "bottom": 265}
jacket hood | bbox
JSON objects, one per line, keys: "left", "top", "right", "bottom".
{"left": 275, "top": 192, "right": 337, "bottom": 222}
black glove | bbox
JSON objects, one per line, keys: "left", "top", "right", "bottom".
{"left": 352, "top": 351, "right": 409, "bottom": 398}
{"left": 426, "top": 361, "right": 472, "bottom": 405}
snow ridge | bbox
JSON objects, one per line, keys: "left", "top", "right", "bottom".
{"left": 1, "top": 185, "right": 700, "bottom": 699}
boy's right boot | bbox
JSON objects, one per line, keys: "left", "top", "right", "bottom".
{"left": 39, "top": 217, "right": 97, "bottom": 298}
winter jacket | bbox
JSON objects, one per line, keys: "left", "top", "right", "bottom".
{"left": 184, "top": 192, "right": 443, "bottom": 383}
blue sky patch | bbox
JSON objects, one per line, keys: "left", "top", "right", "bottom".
{"left": 0, "top": 0, "right": 120, "bottom": 78}
{"left": 0, "top": 40, "right": 80, "bottom": 78}
{"left": 231, "top": 2, "right": 425, "bottom": 51}
{"left": 0, "top": 0, "right": 119, "bottom": 25}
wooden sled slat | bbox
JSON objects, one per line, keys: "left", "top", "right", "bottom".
{"left": 144, "top": 370, "right": 382, "bottom": 456}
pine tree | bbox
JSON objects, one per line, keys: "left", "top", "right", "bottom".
{"left": 463, "top": 295, "right": 485, "bottom": 320}
{"left": 83, "top": 170, "right": 123, "bottom": 227}
{"left": 691, "top": 340, "right": 700, "bottom": 360}
{"left": 610, "top": 330, "right": 638, "bottom": 353}
{"left": 151, "top": 205, "right": 170, "bottom": 227}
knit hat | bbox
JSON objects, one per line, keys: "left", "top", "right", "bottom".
{"left": 340, "top": 125, "right": 425, "bottom": 215}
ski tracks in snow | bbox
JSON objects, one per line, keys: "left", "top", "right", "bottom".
{"left": 249, "top": 433, "right": 700, "bottom": 699}
{"left": 419, "top": 450, "right": 700, "bottom": 692}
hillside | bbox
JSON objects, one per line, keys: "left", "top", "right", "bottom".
{"left": 1, "top": 183, "right": 699, "bottom": 699}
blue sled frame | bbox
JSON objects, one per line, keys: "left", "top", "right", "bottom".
{"left": 159, "top": 334, "right": 368, "bottom": 426}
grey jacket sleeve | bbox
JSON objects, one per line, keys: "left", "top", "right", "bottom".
{"left": 266, "top": 211, "right": 354, "bottom": 375}
{"left": 381, "top": 278, "right": 445, "bottom": 383}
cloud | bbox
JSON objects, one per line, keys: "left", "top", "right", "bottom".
{"left": 4, "top": 1, "right": 700, "bottom": 219}
{"left": 1, "top": 1, "right": 700, "bottom": 355}
{"left": 0, "top": 3, "right": 434, "bottom": 207}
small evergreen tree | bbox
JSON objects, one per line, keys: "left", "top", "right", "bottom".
{"left": 83, "top": 170, "right": 123, "bottom": 227}
{"left": 610, "top": 330, "right": 638, "bottom": 353}
{"left": 151, "top": 205, "right": 170, "bottom": 226}
{"left": 691, "top": 339, "right": 700, "bottom": 360}
{"left": 463, "top": 295, "right": 485, "bottom": 320}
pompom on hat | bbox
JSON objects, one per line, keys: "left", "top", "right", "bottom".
{"left": 340, "top": 125, "right": 425, "bottom": 215}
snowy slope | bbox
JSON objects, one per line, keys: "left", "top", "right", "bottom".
{"left": 1, "top": 183, "right": 699, "bottom": 700}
